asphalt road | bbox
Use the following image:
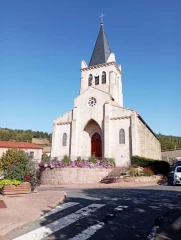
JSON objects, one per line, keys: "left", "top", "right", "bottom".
{"left": 9, "top": 182, "right": 181, "bottom": 240}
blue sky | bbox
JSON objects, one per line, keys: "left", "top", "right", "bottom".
{"left": 0, "top": 0, "right": 181, "bottom": 136}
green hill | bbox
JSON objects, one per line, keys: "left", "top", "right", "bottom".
{"left": 156, "top": 134, "right": 181, "bottom": 150}
{"left": 0, "top": 128, "right": 52, "bottom": 143}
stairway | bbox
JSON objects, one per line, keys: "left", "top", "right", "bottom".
{"left": 100, "top": 167, "right": 128, "bottom": 184}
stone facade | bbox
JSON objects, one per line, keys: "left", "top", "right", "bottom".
{"left": 51, "top": 24, "right": 161, "bottom": 166}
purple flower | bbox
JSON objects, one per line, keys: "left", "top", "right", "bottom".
{"left": 39, "top": 161, "right": 44, "bottom": 167}
{"left": 10, "top": 165, "right": 17, "bottom": 170}
{"left": 71, "top": 161, "right": 76, "bottom": 167}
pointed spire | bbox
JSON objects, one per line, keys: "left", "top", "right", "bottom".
{"left": 89, "top": 23, "right": 111, "bottom": 66}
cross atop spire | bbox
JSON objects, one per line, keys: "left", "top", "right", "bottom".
{"left": 99, "top": 13, "right": 105, "bottom": 24}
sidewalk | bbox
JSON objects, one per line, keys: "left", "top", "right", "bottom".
{"left": 0, "top": 190, "right": 66, "bottom": 240}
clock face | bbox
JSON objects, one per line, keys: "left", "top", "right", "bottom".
{"left": 94, "top": 73, "right": 98, "bottom": 77}
{"left": 88, "top": 97, "right": 97, "bottom": 107}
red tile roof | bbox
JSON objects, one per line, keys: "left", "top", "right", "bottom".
{"left": 0, "top": 141, "right": 43, "bottom": 149}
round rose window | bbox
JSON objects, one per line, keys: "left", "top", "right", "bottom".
{"left": 88, "top": 97, "right": 97, "bottom": 107}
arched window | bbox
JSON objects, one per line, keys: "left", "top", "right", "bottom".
{"left": 62, "top": 133, "right": 67, "bottom": 146}
{"left": 88, "top": 74, "right": 93, "bottom": 86}
{"left": 102, "top": 71, "right": 106, "bottom": 84}
{"left": 95, "top": 76, "right": 99, "bottom": 85}
{"left": 119, "top": 129, "right": 125, "bottom": 144}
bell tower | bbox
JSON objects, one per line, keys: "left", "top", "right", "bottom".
{"left": 80, "top": 21, "right": 123, "bottom": 107}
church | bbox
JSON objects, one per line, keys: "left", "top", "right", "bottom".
{"left": 51, "top": 21, "right": 161, "bottom": 166}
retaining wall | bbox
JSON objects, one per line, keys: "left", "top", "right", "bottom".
{"left": 41, "top": 168, "right": 113, "bottom": 185}
{"left": 161, "top": 149, "right": 181, "bottom": 160}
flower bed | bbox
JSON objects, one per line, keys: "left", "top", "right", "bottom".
{"left": 39, "top": 157, "right": 115, "bottom": 170}
{"left": 39, "top": 157, "right": 116, "bottom": 185}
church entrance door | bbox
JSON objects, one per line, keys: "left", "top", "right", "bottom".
{"left": 91, "top": 133, "right": 102, "bottom": 158}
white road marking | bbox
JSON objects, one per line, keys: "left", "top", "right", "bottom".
{"left": 115, "top": 205, "right": 128, "bottom": 211}
{"left": 70, "top": 222, "right": 105, "bottom": 240}
{"left": 39, "top": 202, "right": 79, "bottom": 219}
{"left": 69, "top": 205, "right": 129, "bottom": 240}
{"left": 13, "top": 204, "right": 105, "bottom": 240}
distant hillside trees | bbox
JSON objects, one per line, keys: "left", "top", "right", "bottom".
{"left": 0, "top": 128, "right": 52, "bottom": 143}
{"left": 156, "top": 134, "right": 181, "bottom": 150}
{"left": 0, "top": 128, "right": 181, "bottom": 151}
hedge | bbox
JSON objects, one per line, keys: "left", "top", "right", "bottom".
{"left": 131, "top": 156, "right": 154, "bottom": 167}
{"left": 131, "top": 156, "right": 170, "bottom": 176}
{"left": 148, "top": 161, "right": 170, "bottom": 176}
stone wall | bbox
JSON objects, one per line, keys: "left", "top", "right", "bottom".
{"left": 41, "top": 168, "right": 113, "bottom": 185}
{"left": 161, "top": 149, "right": 181, "bottom": 160}
{"left": 137, "top": 118, "right": 161, "bottom": 160}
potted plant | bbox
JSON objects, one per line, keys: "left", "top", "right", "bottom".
{"left": 0, "top": 179, "right": 32, "bottom": 195}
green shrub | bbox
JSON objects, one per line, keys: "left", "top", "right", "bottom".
{"left": 107, "top": 158, "right": 116, "bottom": 167}
{"left": 148, "top": 161, "right": 170, "bottom": 176}
{"left": 131, "top": 155, "right": 154, "bottom": 167}
{"left": 131, "top": 164, "right": 139, "bottom": 168}
{"left": 42, "top": 153, "right": 50, "bottom": 163}
{"left": 62, "top": 155, "right": 71, "bottom": 164}
{"left": 128, "top": 166, "right": 141, "bottom": 177}
{"left": 142, "top": 167, "right": 154, "bottom": 176}
{"left": 0, "top": 179, "right": 22, "bottom": 189}
{"left": 1, "top": 148, "right": 40, "bottom": 188}
{"left": 131, "top": 156, "right": 170, "bottom": 176}
{"left": 0, "top": 148, "right": 28, "bottom": 170}
{"left": 88, "top": 155, "right": 97, "bottom": 164}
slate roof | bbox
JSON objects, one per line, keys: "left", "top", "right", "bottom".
{"left": 0, "top": 141, "right": 43, "bottom": 149}
{"left": 89, "top": 24, "right": 111, "bottom": 66}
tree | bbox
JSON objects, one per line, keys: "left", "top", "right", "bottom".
{"left": 0, "top": 148, "right": 28, "bottom": 170}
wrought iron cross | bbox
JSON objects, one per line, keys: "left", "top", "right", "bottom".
{"left": 100, "top": 13, "right": 105, "bottom": 24}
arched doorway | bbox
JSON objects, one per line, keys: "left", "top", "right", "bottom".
{"left": 91, "top": 132, "right": 102, "bottom": 158}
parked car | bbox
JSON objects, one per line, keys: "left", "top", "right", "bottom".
{"left": 173, "top": 166, "right": 181, "bottom": 186}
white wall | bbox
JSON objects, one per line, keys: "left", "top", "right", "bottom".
{"left": 0, "top": 147, "right": 42, "bottom": 162}
{"left": 80, "top": 62, "right": 123, "bottom": 106}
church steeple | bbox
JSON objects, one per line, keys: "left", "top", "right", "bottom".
{"left": 89, "top": 23, "right": 111, "bottom": 66}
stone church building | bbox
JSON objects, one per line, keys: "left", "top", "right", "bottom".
{"left": 51, "top": 23, "right": 161, "bottom": 166}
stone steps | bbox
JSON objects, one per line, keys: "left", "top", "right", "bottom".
{"left": 100, "top": 167, "right": 128, "bottom": 184}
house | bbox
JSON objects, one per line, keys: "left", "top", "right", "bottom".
{"left": 51, "top": 22, "right": 161, "bottom": 166}
{"left": 32, "top": 138, "right": 51, "bottom": 156}
{"left": 0, "top": 141, "right": 43, "bottom": 161}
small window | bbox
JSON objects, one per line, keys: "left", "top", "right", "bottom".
{"left": 29, "top": 151, "right": 34, "bottom": 158}
{"left": 95, "top": 76, "right": 99, "bottom": 85}
{"left": 119, "top": 129, "right": 125, "bottom": 144}
{"left": 62, "top": 133, "right": 67, "bottom": 146}
{"left": 102, "top": 71, "right": 106, "bottom": 84}
{"left": 88, "top": 74, "right": 93, "bottom": 86}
